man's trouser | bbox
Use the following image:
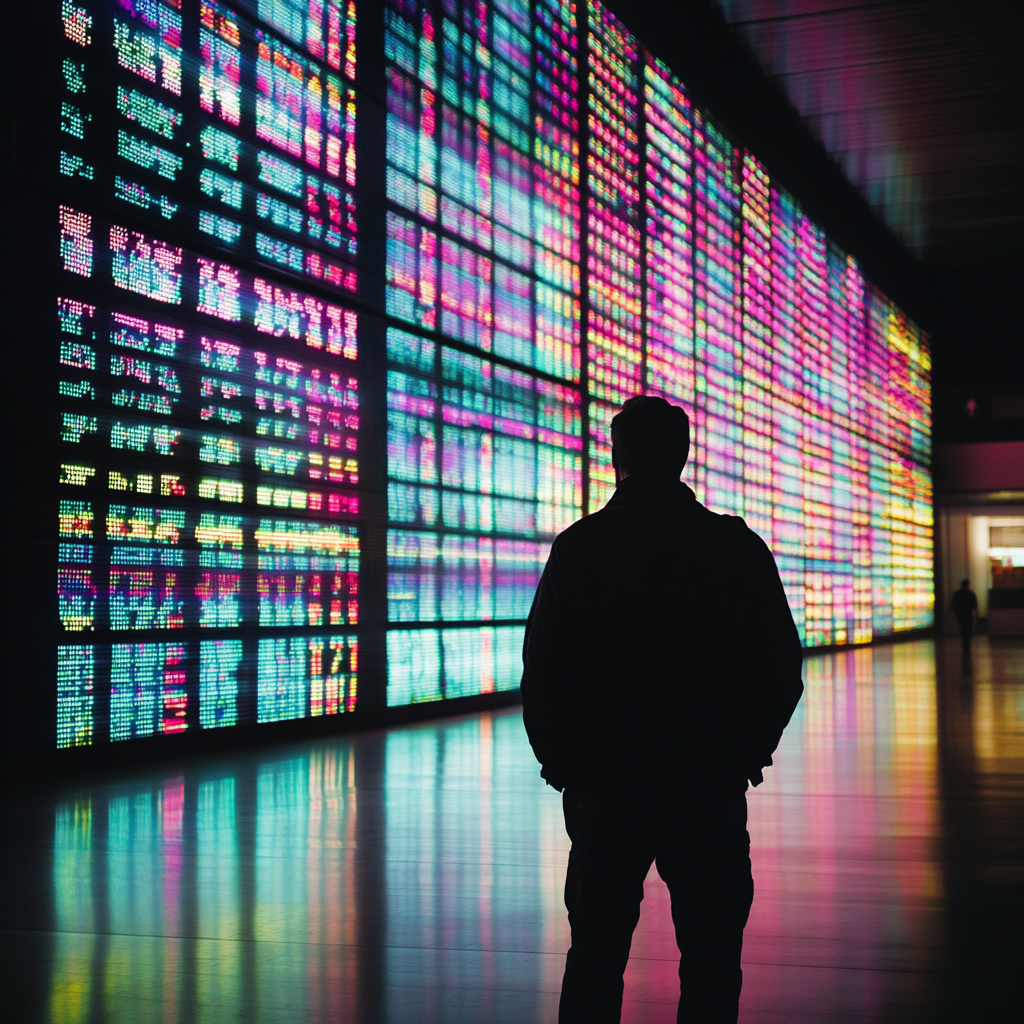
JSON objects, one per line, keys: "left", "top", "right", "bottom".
{"left": 957, "top": 616, "right": 972, "bottom": 653}
{"left": 558, "top": 781, "right": 753, "bottom": 1024}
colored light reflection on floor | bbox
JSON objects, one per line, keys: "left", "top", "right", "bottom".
{"left": 624, "top": 641, "right": 945, "bottom": 1021}
{"left": 33, "top": 638, "right": 1024, "bottom": 1022}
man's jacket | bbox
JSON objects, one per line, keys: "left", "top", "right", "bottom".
{"left": 951, "top": 587, "right": 977, "bottom": 623}
{"left": 521, "top": 474, "right": 804, "bottom": 791}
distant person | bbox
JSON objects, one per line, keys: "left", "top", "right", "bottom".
{"left": 951, "top": 579, "right": 978, "bottom": 654}
{"left": 521, "top": 396, "right": 804, "bottom": 1024}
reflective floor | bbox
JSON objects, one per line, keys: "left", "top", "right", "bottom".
{"left": 3, "top": 637, "right": 1022, "bottom": 1023}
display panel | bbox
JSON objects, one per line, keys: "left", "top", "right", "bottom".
{"left": 383, "top": 0, "right": 581, "bottom": 379}
{"left": 54, "top": 0, "right": 362, "bottom": 748}
{"left": 384, "top": 327, "right": 581, "bottom": 703}
{"left": 382, "top": 0, "right": 584, "bottom": 702}
{"left": 643, "top": 59, "right": 696, "bottom": 427}
{"left": 379, "top": 0, "right": 930, "bottom": 688}
{"left": 40, "top": 0, "right": 932, "bottom": 751}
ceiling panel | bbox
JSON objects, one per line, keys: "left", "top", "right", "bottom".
{"left": 714, "top": 0, "right": 1023, "bottom": 269}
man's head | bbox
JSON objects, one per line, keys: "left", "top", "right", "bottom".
{"left": 610, "top": 395, "right": 690, "bottom": 480}
{"left": 961, "top": 579, "right": 971, "bottom": 589}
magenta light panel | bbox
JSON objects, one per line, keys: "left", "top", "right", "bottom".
{"left": 45, "top": 0, "right": 932, "bottom": 745}
{"left": 627, "top": 36, "right": 931, "bottom": 649}
{"left": 643, "top": 59, "right": 696, "bottom": 424}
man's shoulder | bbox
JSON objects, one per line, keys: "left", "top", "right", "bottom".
{"left": 705, "top": 510, "right": 773, "bottom": 561}
{"left": 552, "top": 509, "right": 607, "bottom": 548}
{"left": 716, "top": 510, "right": 766, "bottom": 539}
{"left": 553, "top": 496, "right": 759, "bottom": 546}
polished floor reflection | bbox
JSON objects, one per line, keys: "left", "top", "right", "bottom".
{"left": 4, "top": 637, "right": 1022, "bottom": 1022}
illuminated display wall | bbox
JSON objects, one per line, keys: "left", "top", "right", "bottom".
{"left": 54, "top": 0, "right": 362, "bottom": 751}
{"left": 381, "top": 0, "right": 931, "bottom": 691}
{"left": 39, "top": 0, "right": 930, "bottom": 753}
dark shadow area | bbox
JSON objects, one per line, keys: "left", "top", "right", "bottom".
{"left": 935, "top": 637, "right": 1024, "bottom": 1023}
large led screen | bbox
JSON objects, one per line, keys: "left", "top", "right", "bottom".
{"left": 380, "top": 0, "right": 932, "bottom": 697}
{"left": 52, "top": 0, "right": 362, "bottom": 751}
{"left": 36, "top": 0, "right": 931, "bottom": 753}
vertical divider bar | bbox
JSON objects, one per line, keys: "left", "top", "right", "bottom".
{"left": 93, "top": 0, "right": 117, "bottom": 747}
{"left": 354, "top": 0, "right": 392, "bottom": 712}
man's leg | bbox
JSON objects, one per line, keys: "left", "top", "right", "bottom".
{"left": 559, "top": 787, "right": 654, "bottom": 1024}
{"left": 655, "top": 784, "right": 754, "bottom": 1024}
{"left": 960, "top": 619, "right": 972, "bottom": 654}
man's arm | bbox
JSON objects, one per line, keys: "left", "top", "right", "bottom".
{"left": 521, "top": 540, "right": 575, "bottom": 791}
{"left": 735, "top": 526, "right": 805, "bottom": 780}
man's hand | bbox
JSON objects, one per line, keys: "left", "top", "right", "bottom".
{"left": 747, "top": 755, "right": 773, "bottom": 788}
{"left": 541, "top": 765, "right": 566, "bottom": 792}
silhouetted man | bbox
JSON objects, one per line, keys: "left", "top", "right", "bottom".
{"left": 521, "top": 396, "right": 804, "bottom": 1024}
{"left": 951, "top": 579, "right": 978, "bottom": 654}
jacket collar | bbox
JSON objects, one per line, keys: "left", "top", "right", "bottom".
{"left": 605, "top": 475, "right": 697, "bottom": 508}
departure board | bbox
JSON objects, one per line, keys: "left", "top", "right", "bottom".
{"left": 32, "top": 0, "right": 931, "bottom": 755}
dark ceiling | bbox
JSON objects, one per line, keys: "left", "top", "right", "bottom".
{"left": 714, "top": 0, "right": 1022, "bottom": 267}
{"left": 710, "top": 0, "right": 1024, "bottom": 431}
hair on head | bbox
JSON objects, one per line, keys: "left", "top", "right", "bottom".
{"left": 611, "top": 395, "right": 691, "bottom": 478}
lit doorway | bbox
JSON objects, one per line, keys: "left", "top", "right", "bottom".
{"left": 938, "top": 508, "right": 1024, "bottom": 635}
